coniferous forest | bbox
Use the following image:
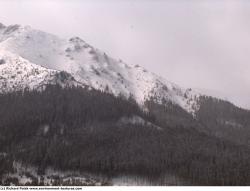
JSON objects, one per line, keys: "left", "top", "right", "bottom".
{"left": 1, "top": 85, "right": 250, "bottom": 185}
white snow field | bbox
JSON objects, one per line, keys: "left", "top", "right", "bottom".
{"left": 0, "top": 23, "right": 202, "bottom": 114}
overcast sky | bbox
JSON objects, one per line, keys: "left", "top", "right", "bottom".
{"left": 0, "top": 0, "right": 249, "bottom": 108}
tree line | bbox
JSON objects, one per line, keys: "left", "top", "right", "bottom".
{"left": 0, "top": 85, "right": 250, "bottom": 185}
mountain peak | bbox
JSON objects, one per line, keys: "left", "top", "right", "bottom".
{"left": 0, "top": 22, "right": 6, "bottom": 29}
{"left": 0, "top": 23, "right": 203, "bottom": 115}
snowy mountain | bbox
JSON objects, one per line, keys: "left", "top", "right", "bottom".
{"left": 2, "top": 23, "right": 250, "bottom": 187}
{"left": 1, "top": 23, "right": 202, "bottom": 114}
{"left": 0, "top": 50, "right": 79, "bottom": 93}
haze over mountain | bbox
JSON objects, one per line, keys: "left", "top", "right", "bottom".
{"left": 0, "top": 0, "right": 249, "bottom": 109}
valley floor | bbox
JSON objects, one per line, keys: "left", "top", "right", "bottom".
{"left": 1, "top": 161, "right": 188, "bottom": 186}
{"left": 1, "top": 161, "right": 107, "bottom": 186}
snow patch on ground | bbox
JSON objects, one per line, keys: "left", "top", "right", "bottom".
{"left": 2, "top": 161, "right": 107, "bottom": 186}
{"left": 111, "top": 173, "right": 189, "bottom": 186}
{"left": 218, "top": 119, "right": 244, "bottom": 129}
{"left": 118, "top": 115, "right": 162, "bottom": 130}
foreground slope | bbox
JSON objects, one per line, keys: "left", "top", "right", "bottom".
{"left": 1, "top": 85, "right": 250, "bottom": 186}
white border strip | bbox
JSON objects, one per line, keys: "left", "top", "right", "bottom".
{"left": 1, "top": 186, "right": 250, "bottom": 191}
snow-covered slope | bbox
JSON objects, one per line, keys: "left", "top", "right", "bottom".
{"left": 0, "top": 23, "right": 201, "bottom": 114}
{"left": 0, "top": 49, "right": 78, "bottom": 93}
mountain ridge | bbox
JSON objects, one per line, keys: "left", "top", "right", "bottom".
{"left": 1, "top": 22, "right": 250, "bottom": 186}
{"left": 0, "top": 22, "right": 248, "bottom": 115}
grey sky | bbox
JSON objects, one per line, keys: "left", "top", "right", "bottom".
{"left": 0, "top": 0, "right": 249, "bottom": 108}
